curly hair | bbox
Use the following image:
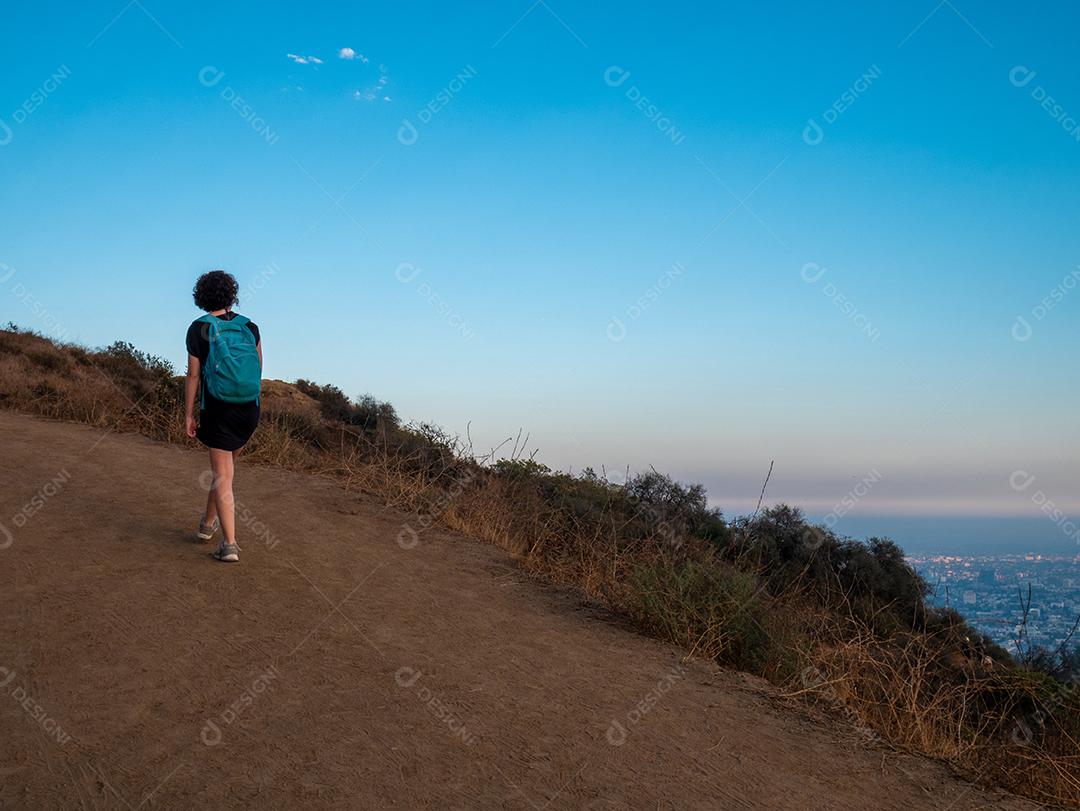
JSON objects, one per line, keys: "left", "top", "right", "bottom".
{"left": 192, "top": 270, "right": 239, "bottom": 312}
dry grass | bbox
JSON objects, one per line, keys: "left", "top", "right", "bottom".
{"left": 793, "top": 611, "right": 1079, "bottom": 805}
{"left": 2, "top": 325, "right": 1077, "bottom": 808}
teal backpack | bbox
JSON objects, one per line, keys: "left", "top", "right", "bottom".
{"left": 198, "top": 313, "right": 262, "bottom": 406}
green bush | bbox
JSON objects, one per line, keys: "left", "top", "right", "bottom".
{"left": 633, "top": 559, "right": 772, "bottom": 671}
{"left": 100, "top": 340, "right": 174, "bottom": 379}
{"left": 294, "top": 380, "right": 398, "bottom": 432}
{"left": 491, "top": 458, "right": 552, "bottom": 479}
{"left": 724, "top": 505, "right": 931, "bottom": 632}
{"left": 354, "top": 393, "right": 398, "bottom": 430}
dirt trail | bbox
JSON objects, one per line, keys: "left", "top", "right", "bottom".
{"left": 0, "top": 411, "right": 1039, "bottom": 810}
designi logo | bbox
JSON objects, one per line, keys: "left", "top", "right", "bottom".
{"left": 200, "top": 719, "right": 222, "bottom": 747}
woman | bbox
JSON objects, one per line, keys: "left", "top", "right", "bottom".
{"left": 184, "top": 270, "right": 263, "bottom": 563}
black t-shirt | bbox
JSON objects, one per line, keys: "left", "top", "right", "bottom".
{"left": 185, "top": 312, "right": 261, "bottom": 366}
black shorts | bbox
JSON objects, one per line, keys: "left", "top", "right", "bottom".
{"left": 197, "top": 393, "right": 260, "bottom": 451}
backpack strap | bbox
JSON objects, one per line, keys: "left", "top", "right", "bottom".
{"left": 195, "top": 314, "right": 217, "bottom": 410}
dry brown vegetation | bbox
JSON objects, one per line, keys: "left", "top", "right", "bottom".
{"left": 1, "top": 325, "right": 1077, "bottom": 808}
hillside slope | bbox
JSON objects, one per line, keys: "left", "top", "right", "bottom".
{"left": 0, "top": 412, "right": 1039, "bottom": 809}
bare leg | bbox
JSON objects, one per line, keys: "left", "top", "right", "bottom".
{"left": 204, "top": 484, "right": 217, "bottom": 525}
{"left": 208, "top": 448, "right": 237, "bottom": 544}
{"left": 204, "top": 450, "right": 238, "bottom": 526}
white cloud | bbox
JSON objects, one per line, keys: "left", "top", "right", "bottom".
{"left": 286, "top": 53, "right": 322, "bottom": 65}
{"left": 339, "top": 47, "right": 369, "bottom": 63}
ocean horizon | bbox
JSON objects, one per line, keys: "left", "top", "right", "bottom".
{"left": 819, "top": 513, "right": 1080, "bottom": 558}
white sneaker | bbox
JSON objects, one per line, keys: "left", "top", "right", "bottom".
{"left": 197, "top": 514, "right": 220, "bottom": 541}
{"left": 213, "top": 542, "right": 239, "bottom": 563}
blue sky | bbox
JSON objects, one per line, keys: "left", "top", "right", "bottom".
{"left": 3, "top": 2, "right": 1080, "bottom": 545}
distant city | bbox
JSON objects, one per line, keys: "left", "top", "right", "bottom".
{"left": 909, "top": 554, "right": 1080, "bottom": 655}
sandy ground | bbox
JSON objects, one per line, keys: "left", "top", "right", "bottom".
{"left": 0, "top": 411, "right": 1041, "bottom": 810}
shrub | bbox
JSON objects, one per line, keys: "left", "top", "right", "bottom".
{"left": 724, "top": 505, "right": 931, "bottom": 632}
{"left": 295, "top": 379, "right": 397, "bottom": 432}
{"left": 295, "top": 380, "right": 354, "bottom": 423}
{"left": 632, "top": 558, "right": 773, "bottom": 670}
{"left": 354, "top": 393, "right": 398, "bottom": 430}
{"left": 492, "top": 458, "right": 551, "bottom": 479}
{"left": 99, "top": 340, "right": 174, "bottom": 379}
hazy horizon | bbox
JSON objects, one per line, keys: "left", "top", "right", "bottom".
{"left": 820, "top": 514, "right": 1080, "bottom": 557}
